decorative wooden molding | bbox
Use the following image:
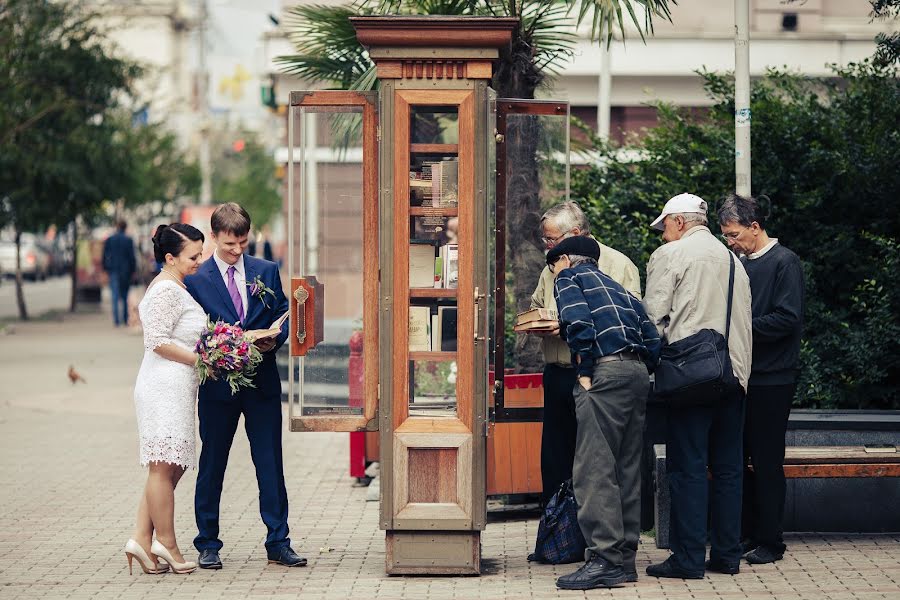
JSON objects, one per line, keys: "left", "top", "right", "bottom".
{"left": 351, "top": 16, "right": 517, "bottom": 50}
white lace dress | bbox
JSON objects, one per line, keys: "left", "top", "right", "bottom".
{"left": 133, "top": 280, "right": 207, "bottom": 468}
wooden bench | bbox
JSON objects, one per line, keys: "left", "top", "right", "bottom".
{"left": 781, "top": 445, "right": 900, "bottom": 478}
{"left": 653, "top": 444, "right": 900, "bottom": 549}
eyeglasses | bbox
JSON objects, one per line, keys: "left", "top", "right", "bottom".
{"left": 721, "top": 228, "right": 748, "bottom": 241}
{"left": 541, "top": 229, "right": 574, "bottom": 246}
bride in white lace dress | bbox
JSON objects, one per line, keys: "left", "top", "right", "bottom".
{"left": 125, "top": 223, "right": 206, "bottom": 576}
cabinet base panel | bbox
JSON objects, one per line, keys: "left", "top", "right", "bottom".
{"left": 386, "top": 531, "right": 480, "bottom": 575}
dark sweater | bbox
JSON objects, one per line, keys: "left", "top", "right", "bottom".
{"left": 741, "top": 243, "right": 804, "bottom": 385}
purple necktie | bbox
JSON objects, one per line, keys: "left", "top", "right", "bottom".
{"left": 226, "top": 265, "right": 245, "bottom": 322}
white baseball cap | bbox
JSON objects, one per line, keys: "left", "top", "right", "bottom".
{"left": 650, "top": 193, "right": 709, "bottom": 231}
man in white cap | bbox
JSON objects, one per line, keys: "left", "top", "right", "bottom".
{"left": 642, "top": 193, "right": 753, "bottom": 579}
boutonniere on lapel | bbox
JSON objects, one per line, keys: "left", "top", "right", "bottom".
{"left": 247, "top": 275, "right": 275, "bottom": 309}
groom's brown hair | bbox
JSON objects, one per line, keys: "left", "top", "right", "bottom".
{"left": 211, "top": 202, "right": 251, "bottom": 236}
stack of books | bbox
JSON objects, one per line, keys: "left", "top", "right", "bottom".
{"left": 513, "top": 307, "right": 559, "bottom": 333}
{"left": 409, "top": 306, "right": 457, "bottom": 351}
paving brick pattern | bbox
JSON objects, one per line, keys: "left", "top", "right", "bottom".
{"left": 1, "top": 310, "right": 898, "bottom": 599}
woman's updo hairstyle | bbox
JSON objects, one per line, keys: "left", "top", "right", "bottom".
{"left": 152, "top": 223, "right": 205, "bottom": 263}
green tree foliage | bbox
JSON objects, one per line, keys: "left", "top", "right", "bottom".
{"left": 0, "top": 0, "right": 199, "bottom": 319}
{"left": 573, "top": 61, "right": 900, "bottom": 409}
{"left": 212, "top": 135, "right": 282, "bottom": 229}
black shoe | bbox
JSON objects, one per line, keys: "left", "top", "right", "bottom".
{"left": 267, "top": 546, "right": 308, "bottom": 567}
{"left": 624, "top": 569, "right": 638, "bottom": 583}
{"left": 556, "top": 557, "right": 627, "bottom": 590}
{"left": 705, "top": 558, "right": 740, "bottom": 575}
{"left": 740, "top": 539, "right": 759, "bottom": 555}
{"left": 744, "top": 546, "right": 783, "bottom": 564}
{"left": 198, "top": 549, "right": 222, "bottom": 570}
{"left": 646, "top": 558, "right": 704, "bottom": 580}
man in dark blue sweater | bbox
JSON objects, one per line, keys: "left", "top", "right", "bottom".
{"left": 548, "top": 236, "right": 660, "bottom": 590}
{"left": 718, "top": 194, "right": 805, "bottom": 565}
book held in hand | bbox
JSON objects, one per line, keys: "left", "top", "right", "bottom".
{"left": 245, "top": 311, "right": 290, "bottom": 343}
{"left": 513, "top": 307, "right": 559, "bottom": 334}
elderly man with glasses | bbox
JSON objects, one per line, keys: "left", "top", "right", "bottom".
{"left": 526, "top": 202, "right": 641, "bottom": 568}
{"left": 718, "top": 193, "right": 804, "bottom": 566}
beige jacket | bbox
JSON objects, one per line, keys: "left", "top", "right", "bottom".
{"left": 530, "top": 240, "right": 642, "bottom": 366}
{"left": 643, "top": 226, "right": 753, "bottom": 391}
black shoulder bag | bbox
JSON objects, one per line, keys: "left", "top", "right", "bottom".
{"left": 654, "top": 253, "right": 740, "bottom": 405}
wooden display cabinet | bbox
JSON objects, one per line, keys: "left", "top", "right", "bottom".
{"left": 285, "top": 16, "right": 571, "bottom": 575}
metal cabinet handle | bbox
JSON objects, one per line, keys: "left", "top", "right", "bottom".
{"left": 474, "top": 286, "right": 486, "bottom": 342}
{"left": 293, "top": 286, "right": 309, "bottom": 344}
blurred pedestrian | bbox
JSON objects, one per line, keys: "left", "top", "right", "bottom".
{"left": 103, "top": 220, "right": 137, "bottom": 327}
{"left": 718, "top": 193, "right": 804, "bottom": 565}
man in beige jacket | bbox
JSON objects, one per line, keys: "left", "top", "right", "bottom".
{"left": 642, "top": 193, "right": 753, "bottom": 580}
{"left": 528, "top": 201, "right": 641, "bottom": 519}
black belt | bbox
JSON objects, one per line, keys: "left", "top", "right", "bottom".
{"left": 596, "top": 351, "right": 640, "bottom": 364}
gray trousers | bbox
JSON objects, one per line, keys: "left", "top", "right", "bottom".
{"left": 572, "top": 360, "right": 649, "bottom": 567}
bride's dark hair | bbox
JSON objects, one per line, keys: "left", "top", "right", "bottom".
{"left": 152, "top": 223, "right": 205, "bottom": 263}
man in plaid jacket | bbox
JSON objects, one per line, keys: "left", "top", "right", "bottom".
{"left": 548, "top": 235, "right": 661, "bottom": 590}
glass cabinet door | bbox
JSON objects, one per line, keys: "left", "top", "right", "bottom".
{"left": 492, "top": 99, "right": 570, "bottom": 422}
{"left": 287, "top": 91, "right": 379, "bottom": 432}
{"left": 388, "top": 89, "right": 482, "bottom": 530}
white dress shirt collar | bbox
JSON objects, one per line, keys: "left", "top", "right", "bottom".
{"left": 212, "top": 252, "right": 246, "bottom": 278}
{"left": 747, "top": 238, "right": 779, "bottom": 260}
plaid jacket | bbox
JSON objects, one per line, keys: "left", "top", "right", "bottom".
{"left": 553, "top": 262, "right": 662, "bottom": 378}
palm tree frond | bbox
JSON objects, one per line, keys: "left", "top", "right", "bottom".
{"left": 568, "top": 0, "right": 675, "bottom": 46}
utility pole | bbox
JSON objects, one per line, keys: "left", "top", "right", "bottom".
{"left": 596, "top": 44, "right": 612, "bottom": 140}
{"left": 197, "top": 0, "right": 212, "bottom": 204}
{"left": 734, "top": 0, "right": 751, "bottom": 196}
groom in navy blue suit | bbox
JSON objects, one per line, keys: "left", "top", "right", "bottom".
{"left": 185, "top": 203, "right": 306, "bottom": 569}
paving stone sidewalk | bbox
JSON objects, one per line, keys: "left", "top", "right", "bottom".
{"left": 0, "top": 309, "right": 898, "bottom": 599}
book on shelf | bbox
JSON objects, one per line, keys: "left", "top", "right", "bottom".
{"left": 431, "top": 313, "right": 440, "bottom": 352}
{"left": 438, "top": 306, "right": 457, "bottom": 351}
{"left": 433, "top": 256, "right": 443, "bottom": 288}
{"left": 408, "top": 306, "right": 431, "bottom": 351}
{"left": 431, "top": 159, "right": 459, "bottom": 207}
{"left": 409, "top": 240, "right": 437, "bottom": 288}
{"left": 439, "top": 243, "right": 458, "bottom": 289}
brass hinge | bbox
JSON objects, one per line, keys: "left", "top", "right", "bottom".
{"left": 376, "top": 125, "right": 382, "bottom": 142}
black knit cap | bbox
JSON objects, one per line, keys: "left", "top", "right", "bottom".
{"left": 546, "top": 236, "right": 600, "bottom": 266}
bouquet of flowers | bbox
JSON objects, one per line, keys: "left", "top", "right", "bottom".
{"left": 195, "top": 319, "right": 263, "bottom": 394}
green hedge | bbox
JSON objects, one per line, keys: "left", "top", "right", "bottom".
{"left": 572, "top": 61, "right": 900, "bottom": 409}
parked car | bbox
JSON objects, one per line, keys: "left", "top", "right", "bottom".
{"left": 0, "top": 234, "right": 51, "bottom": 280}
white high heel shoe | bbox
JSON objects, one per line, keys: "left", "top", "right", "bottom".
{"left": 124, "top": 539, "right": 168, "bottom": 575}
{"left": 151, "top": 539, "right": 197, "bottom": 574}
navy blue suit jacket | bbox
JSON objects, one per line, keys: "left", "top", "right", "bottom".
{"left": 102, "top": 232, "right": 136, "bottom": 281}
{"left": 185, "top": 255, "right": 289, "bottom": 402}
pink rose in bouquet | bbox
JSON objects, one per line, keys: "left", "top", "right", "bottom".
{"left": 195, "top": 319, "right": 263, "bottom": 394}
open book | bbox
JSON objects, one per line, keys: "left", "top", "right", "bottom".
{"left": 245, "top": 311, "right": 290, "bottom": 343}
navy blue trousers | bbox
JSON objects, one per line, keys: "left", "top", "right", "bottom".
{"left": 667, "top": 389, "right": 745, "bottom": 573}
{"left": 194, "top": 388, "right": 290, "bottom": 554}
{"left": 109, "top": 276, "right": 129, "bottom": 326}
